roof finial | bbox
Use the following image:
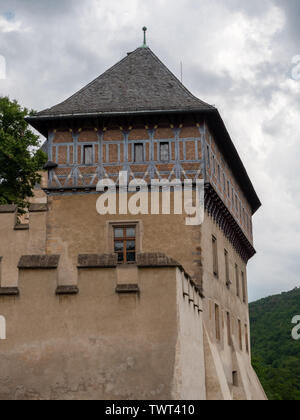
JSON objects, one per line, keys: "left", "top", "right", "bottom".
{"left": 142, "top": 26, "right": 148, "bottom": 48}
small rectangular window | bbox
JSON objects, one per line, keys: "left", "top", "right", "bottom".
{"left": 206, "top": 145, "right": 210, "bottom": 168}
{"left": 241, "top": 271, "right": 246, "bottom": 303}
{"left": 134, "top": 143, "right": 144, "bottom": 162}
{"left": 212, "top": 236, "right": 219, "bottom": 278}
{"left": 160, "top": 142, "right": 169, "bottom": 162}
{"left": 227, "top": 312, "right": 231, "bottom": 346}
{"left": 227, "top": 180, "right": 230, "bottom": 197}
{"left": 235, "top": 264, "right": 240, "bottom": 298}
{"left": 238, "top": 320, "right": 243, "bottom": 351}
{"left": 223, "top": 174, "right": 226, "bottom": 192}
{"left": 245, "top": 324, "right": 249, "bottom": 354}
{"left": 84, "top": 145, "right": 93, "bottom": 165}
{"left": 215, "top": 304, "right": 220, "bottom": 341}
{"left": 114, "top": 226, "right": 136, "bottom": 263}
{"left": 232, "top": 371, "right": 238, "bottom": 387}
{"left": 218, "top": 165, "right": 221, "bottom": 182}
{"left": 224, "top": 250, "right": 230, "bottom": 288}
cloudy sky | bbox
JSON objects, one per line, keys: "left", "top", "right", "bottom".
{"left": 0, "top": 0, "right": 299, "bottom": 301}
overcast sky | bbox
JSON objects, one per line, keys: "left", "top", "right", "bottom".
{"left": 0, "top": 0, "right": 299, "bottom": 301}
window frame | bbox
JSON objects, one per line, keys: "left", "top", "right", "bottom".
{"left": 83, "top": 144, "right": 94, "bottom": 165}
{"left": 159, "top": 142, "right": 170, "bottom": 162}
{"left": 113, "top": 225, "right": 137, "bottom": 264}
{"left": 108, "top": 221, "right": 142, "bottom": 265}
{"left": 224, "top": 249, "right": 230, "bottom": 288}
{"left": 212, "top": 235, "right": 219, "bottom": 278}
{"left": 134, "top": 143, "right": 144, "bottom": 163}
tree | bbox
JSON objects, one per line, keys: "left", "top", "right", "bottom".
{"left": 0, "top": 97, "right": 47, "bottom": 211}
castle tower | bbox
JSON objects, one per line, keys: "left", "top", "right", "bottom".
{"left": 0, "top": 36, "right": 266, "bottom": 400}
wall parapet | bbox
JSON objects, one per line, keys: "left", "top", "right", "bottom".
{"left": 0, "top": 205, "right": 16, "bottom": 214}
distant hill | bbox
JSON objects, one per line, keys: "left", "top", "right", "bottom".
{"left": 250, "top": 288, "right": 300, "bottom": 400}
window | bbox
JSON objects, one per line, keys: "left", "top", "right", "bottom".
{"left": 206, "top": 145, "right": 210, "bottom": 168}
{"left": 84, "top": 145, "right": 93, "bottom": 165}
{"left": 215, "top": 304, "right": 220, "bottom": 341}
{"left": 241, "top": 271, "right": 246, "bottom": 303}
{"left": 114, "top": 226, "right": 136, "bottom": 263}
{"left": 212, "top": 236, "right": 219, "bottom": 278}
{"left": 160, "top": 142, "right": 169, "bottom": 162}
{"left": 238, "top": 320, "right": 243, "bottom": 351}
{"left": 232, "top": 371, "right": 238, "bottom": 387}
{"left": 134, "top": 143, "right": 144, "bottom": 162}
{"left": 218, "top": 165, "right": 221, "bottom": 182}
{"left": 245, "top": 324, "right": 249, "bottom": 354}
{"left": 235, "top": 264, "right": 240, "bottom": 298}
{"left": 227, "top": 180, "right": 230, "bottom": 197}
{"left": 223, "top": 174, "right": 226, "bottom": 192}
{"left": 224, "top": 250, "right": 230, "bottom": 288}
{"left": 227, "top": 312, "right": 231, "bottom": 346}
{"left": 212, "top": 155, "right": 215, "bottom": 174}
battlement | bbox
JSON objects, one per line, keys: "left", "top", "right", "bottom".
{"left": 0, "top": 252, "right": 205, "bottom": 400}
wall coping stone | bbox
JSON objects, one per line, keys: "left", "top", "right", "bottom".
{"left": 78, "top": 253, "right": 118, "bottom": 268}
{"left": 0, "top": 205, "right": 17, "bottom": 213}
{"left": 18, "top": 255, "right": 60, "bottom": 269}
{"left": 56, "top": 285, "right": 79, "bottom": 295}
{"left": 0, "top": 287, "right": 20, "bottom": 296}
{"left": 115, "top": 284, "right": 140, "bottom": 294}
{"left": 29, "top": 203, "right": 48, "bottom": 213}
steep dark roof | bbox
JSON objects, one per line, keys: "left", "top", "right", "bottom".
{"left": 36, "top": 47, "right": 214, "bottom": 117}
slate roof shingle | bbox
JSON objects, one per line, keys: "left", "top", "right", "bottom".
{"left": 36, "top": 47, "right": 214, "bottom": 117}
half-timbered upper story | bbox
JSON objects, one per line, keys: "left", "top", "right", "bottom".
{"left": 27, "top": 45, "right": 261, "bottom": 252}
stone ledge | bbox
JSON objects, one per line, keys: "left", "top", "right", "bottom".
{"left": 14, "top": 224, "right": 29, "bottom": 231}
{"left": 56, "top": 285, "right": 79, "bottom": 295}
{"left": 137, "top": 253, "right": 183, "bottom": 269}
{"left": 18, "top": 255, "right": 60, "bottom": 269}
{"left": 0, "top": 205, "right": 17, "bottom": 213}
{"left": 0, "top": 287, "right": 20, "bottom": 296}
{"left": 29, "top": 203, "right": 48, "bottom": 213}
{"left": 78, "top": 254, "right": 118, "bottom": 268}
{"left": 115, "top": 284, "right": 140, "bottom": 294}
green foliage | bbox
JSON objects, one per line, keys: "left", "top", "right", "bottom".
{"left": 250, "top": 287, "right": 300, "bottom": 400}
{"left": 0, "top": 97, "right": 47, "bottom": 211}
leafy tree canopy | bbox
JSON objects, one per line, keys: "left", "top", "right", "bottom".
{"left": 0, "top": 97, "right": 47, "bottom": 210}
{"left": 250, "top": 287, "right": 300, "bottom": 400}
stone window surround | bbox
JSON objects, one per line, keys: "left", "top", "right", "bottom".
{"left": 106, "top": 220, "right": 143, "bottom": 265}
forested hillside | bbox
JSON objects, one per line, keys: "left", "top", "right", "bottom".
{"left": 250, "top": 288, "right": 300, "bottom": 400}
